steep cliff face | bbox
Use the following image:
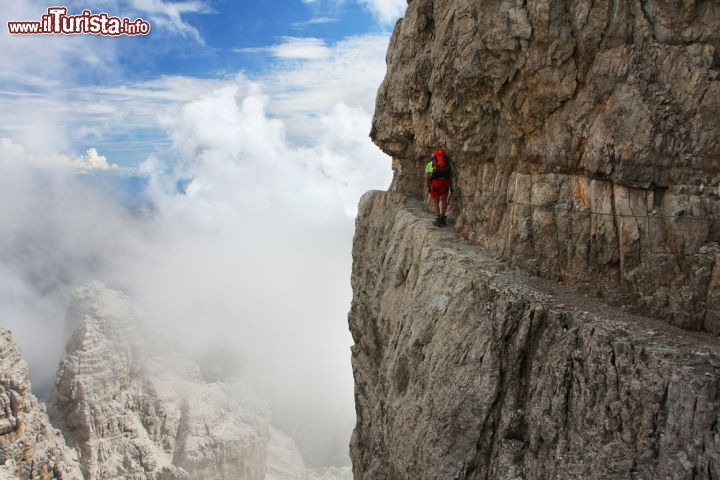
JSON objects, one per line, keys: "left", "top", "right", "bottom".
{"left": 0, "top": 329, "right": 81, "bottom": 480}
{"left": 372, "top": 0, "right": 720, "bottom": 333}
{"left": 52, "top": 282, "right": 277, "bottom": 480}
{"left": 349, "top": 191, "right": 720, "bottom": 479}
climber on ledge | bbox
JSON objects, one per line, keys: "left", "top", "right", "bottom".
{"left": 424, "top": 148, "right": 453, "bottom": 226}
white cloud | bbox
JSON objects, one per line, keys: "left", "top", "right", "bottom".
{"left": 0, "top": 0, "right": 394, "bottom": 468}
{"left": 0, "top": 0, "right": 216, "bottom": 157}
{"left": 60, "top": 0, "right": 212, "bottom": 41}
{"left": 0, "top": 74, "right": 234, "bottom": 161}
{"left": 262, "top": 34, "right": 391, "bottom": 143}
{"left": 0, "top": 3, "right": 120, "bottom": 92}
{"left": 271, "top": 37, "right": 332, "bottom": 59}
{"left": 292, "top": 16, "right": 338, "bottom": 28}
{"left": 0, "top": 139, "right": 118, "bottom": 171}
{"left": 299, "top": 0, "right": 405, "bottom": 27}
{"left": 0, "top": 0, "right": 210, "bottom": 88}
{"left": 0, "top": 32, "right": 391, "bottom": 162}
{"left": 235, "top": 37, "right": 334, "bottom": 60}
{"left": 356, "top": 0, "right": 406, "bottom": 25}
{"left": 134, "top": 82, "right": 391, "bottom": 464}
{"left": 0, "top": 145, "right": 145, "bottom": 390}
{"left": 76, "top": 148, "right": 118, "bottom": 170}
{"left": 127, "top": 0, "right": 211, "bottom": 42}
{"left": 0, "top": 41, "right": 392, "bottom": 468}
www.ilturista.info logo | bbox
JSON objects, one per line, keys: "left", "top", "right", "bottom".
{"left": 8, "top": 7, "right": 151, "bottom": 36}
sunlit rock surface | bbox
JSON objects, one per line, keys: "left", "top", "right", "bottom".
{"left": 51, "top": 282, "right": 347, "bottom": 480}
{"left": 349, "top": 191, "right": 720, "bottom": 479}
{"left": 372, "top": 0, "right": 720, "bottom": 333}
{"left": 0, "top": 281, "right": 351, "bottom": 479}
{"left": 0, "top": 329, "right": 82, "bottom": 479}
{"left": 52, "top": 282, "right": 270, "bottom": 479}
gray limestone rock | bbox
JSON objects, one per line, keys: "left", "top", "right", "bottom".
{"left": 0, "top": 329, "right": 82, "bottom": 479}
{"left": 349, "top": 191, "right": 720, "bottom": 480}
{"left": 371, "top": 0, "right": 720, "bottom": 333}
{"left": 52, "top": 282, "right": 272, "bottom": 480}
{"left": 0, "top": 281, "right": 351, "bottom": 480}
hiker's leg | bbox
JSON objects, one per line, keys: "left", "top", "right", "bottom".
{"left": 439, "top": 193, "right": 448, "bottom": 214}
{"left": 432, "top": 196, "right": 440, "bottom": 215}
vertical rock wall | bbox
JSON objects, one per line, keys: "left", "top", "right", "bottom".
{"left": 371, "top": 0, "right": 720, "bottom": 333}
{"left": 349, "top": 191, "right": 720, "bottom": 480}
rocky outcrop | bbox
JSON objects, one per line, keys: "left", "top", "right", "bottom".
{"left": 52, "top": 282, "right": 274, "bottom": 480}
{"left": 0, "top": 281, "right": 352, "bottom": 480}
{"left": 0, "top": 329, "right": 82, "bottom": 479}
{"left": 349, "top": 191, "right": 720, "bottom": 479}
{"left": 372, "top": 0, "right": 720, "bottom": 333}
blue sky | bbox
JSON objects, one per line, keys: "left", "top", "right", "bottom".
{"left": 0, "top": 0, "right": 405, "bottom": 468}
{"left": 0, "top": 0, "right": 404, "bottom": 166}
{"left": 109, "top": 1, "right": 383, "bottom": 78}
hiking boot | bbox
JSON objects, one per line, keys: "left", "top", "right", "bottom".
{"left": 440, "top": 214, "right": 447, "bottom": 226}
{"left": 433, "top": 215, "right": 443, "bottom": 227}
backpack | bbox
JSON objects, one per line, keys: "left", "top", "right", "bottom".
{"left": 431, "top": 149, "right": 451, "bottom": 180}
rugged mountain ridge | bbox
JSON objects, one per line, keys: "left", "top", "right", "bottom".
{"left": 373, "top": 0, "right": 720, "bottom": 332}
{"left": 52, "top": 282, "right": 274, "bottom": 479}
{"left": 0, "top": 329, "right": 81, "bottom": 479}
{"left": 0, "top": 282, "right": 352, "bottom": 479}
{"left": 349, "top": 192, "right": 720, "bottom": 479}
